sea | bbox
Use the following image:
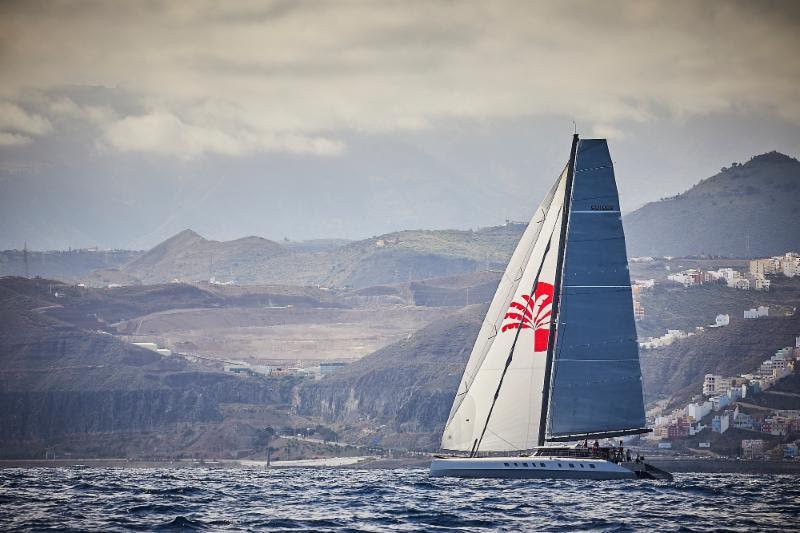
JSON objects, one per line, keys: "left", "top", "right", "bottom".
{"left": 1, "top": 468, "right": 799, "bottom": 532}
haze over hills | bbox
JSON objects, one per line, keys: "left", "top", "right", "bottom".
{"left": 624, "top": 151, "right": 800, "bottom": 257}
{"left": 89, "top": 225, "right": 524, "bottom": 288}
{"left": 3, "top": 151, "right": 799, "bottom": 291}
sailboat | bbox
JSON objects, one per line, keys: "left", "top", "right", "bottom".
{"left": 430, "top": 135, "right": 672, "bottom": 480}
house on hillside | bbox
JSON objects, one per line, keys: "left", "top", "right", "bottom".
{"left": 744, "top": 306, "right": 769, "bottom": 319}
{"left": 742, "top": 439, "right": 764, "bottom": 459}
{"left": 712, "top": 413, "right": 731, "bottom": 434}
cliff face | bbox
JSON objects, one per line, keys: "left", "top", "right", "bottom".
{"left": 295, "top": 305, "right": 485, "bottom": 446}
{"left": 0, "top": 278, "right": 292, "bottom": 455}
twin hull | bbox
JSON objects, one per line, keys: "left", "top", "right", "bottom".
{"left": 430, "top": 456, "right": 636, "bottom": 480}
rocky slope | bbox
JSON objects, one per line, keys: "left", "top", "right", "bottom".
{"left": 624, "top": 152, "right": 800, "bottom": 257}
{"left": 640, "top": 312, "right": 800, "bottom": 407}
{"left": 296, "top": 305, "right": 485, "bottom": 449}
{"left": 0, "top": 277, "right": 295, "bottom": 458}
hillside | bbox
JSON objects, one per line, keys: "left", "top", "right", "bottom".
{"left": 297, "top": 290, "right": 800, "bottom": 449}
{"left": 640, "top": 312, "right": 800, "bottom": 407}
{"left": 0, "top": 249, "right": 139, "bottom": 281}
{"left": 122, "top": 229, "right": 291, "bottom": 285}
{"left": 624, "top": 151, "right": 800, "bottom": 257}
{"left": 636, "top": 276, "right": 800, "bottom": 338}
{"left": 295, "top": 304, "right": 486, "bottom": 450}
{"left": 106, "top": 225, "right": 524, "bottom": 289}
{"left": 0, "top": 277, "right": 301, "bottom": 459}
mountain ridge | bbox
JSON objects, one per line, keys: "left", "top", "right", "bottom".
{"left": 624, "top": 151, "right": 800, "bottom": 257}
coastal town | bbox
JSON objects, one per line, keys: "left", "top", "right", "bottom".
{"left": 645, "top": 340, "right": 800, "bottom": 460}
{"left": 638, "top": 252, "right": 800, "bottom": 460}
{"left": 634, "top": 252, "right": 798, "bottom": 348}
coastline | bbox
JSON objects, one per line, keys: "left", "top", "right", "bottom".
{"left": 2, "top": 456, "right": 800, "bottom": 474}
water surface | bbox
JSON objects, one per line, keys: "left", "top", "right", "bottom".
{"left": 1, "top": 468, "right": 798, "bottom": 531}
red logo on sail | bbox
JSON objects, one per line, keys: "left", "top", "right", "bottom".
{"left": 501, "top": 282, "right": 554, "bottom": 352}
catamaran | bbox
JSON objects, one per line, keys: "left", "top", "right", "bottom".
{"left": 430, "top": 135, "right": 671, "bottom": 480}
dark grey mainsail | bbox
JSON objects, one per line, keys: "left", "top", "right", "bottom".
{"left": 545, "top": 139, "right": 647, "bottom": 441}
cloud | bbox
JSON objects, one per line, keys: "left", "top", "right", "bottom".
{"left": 591, "top": 124, "right": 626, "bottom": 140}
{"left": 0, "top": 101, "right": 52, "bottom": 136}
{"left": 0, "top": 132, "right": 31, "bottom": 146}
{"left": 48, "top": 96, "right": 116, "bottom": 125}
{"left": 0, "top": 1, "right": 798, "bottom": 158}
{"left": 103, "top": 111, "right": 344, "bottom": 158}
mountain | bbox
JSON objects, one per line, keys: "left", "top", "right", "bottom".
{"left": 624, "top": 152, "right": 800, "bottom": 257}
{"left": 122, "top": 229, "right": 289, "bottom": 284}
{"left": 100, "top": 225, "right": 524, "bottom": 289}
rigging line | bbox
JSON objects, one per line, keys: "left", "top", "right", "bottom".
{"left": 470, "top": 210, "right": 561, "bottom": 457}
{"left": 484, "top": 427, "right": 522, "bottom": 451}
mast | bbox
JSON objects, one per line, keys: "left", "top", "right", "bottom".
{"left": 537, "top": 133, "right": 578, "bottom": 447}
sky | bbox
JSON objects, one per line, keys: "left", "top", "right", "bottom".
{"left": 0, "top": 0, "right": 799, "bottom": 250}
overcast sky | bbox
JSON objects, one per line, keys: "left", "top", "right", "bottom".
{"left": 1, "top": 1, "right": 798, "bottom": 249}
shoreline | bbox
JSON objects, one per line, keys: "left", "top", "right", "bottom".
{"left": 2, "top": 457, "right": 799, "bottom": 474}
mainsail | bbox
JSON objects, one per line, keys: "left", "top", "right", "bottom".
{"left": 440, "top": 135, "right": 646, "bottom": 454}
{"left": 546, "top": 139, "right": 646, "bottom": 440}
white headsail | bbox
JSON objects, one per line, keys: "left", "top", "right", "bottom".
{"left": 440, "top": 168, "right": 567, "bottom": 452}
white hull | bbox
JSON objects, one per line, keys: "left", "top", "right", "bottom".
{"left": 430, "top": 456, "right": 637, "bottom": 480}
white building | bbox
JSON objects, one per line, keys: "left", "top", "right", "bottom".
{"left": 715, "top": 268, "right": 740, "bottom": 284}
{"left": 667, "top": 272, "right": 694, "bottom": 286}
{"left": 133, "top": 342, "right": 158, "bottom": 351}
{"left": 703, "top": 374, "right": 722, "bottom": 396}
{"left": 729, "top": 277, "right": 750, "bottom": 290}
{"left": 223, "top": 361, "right": 250, "bottom": 373}
{"left": 780, "top": 253, "right": 800, "bottom": 277}
{"left": 687, "top": 401, "right": 712, "bottom": 420}
{"left": 744, "top": 306, "right": 769, "bottom": 319}
{"left": 753, "top": 277, "right": 771, "bottom": 291}
{"left": 750, "top": 258, "right": 777, "bottom": 278}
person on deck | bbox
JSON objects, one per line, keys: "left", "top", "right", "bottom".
{"left": 592, "top": 440, "right": 599, "bottom": 455}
